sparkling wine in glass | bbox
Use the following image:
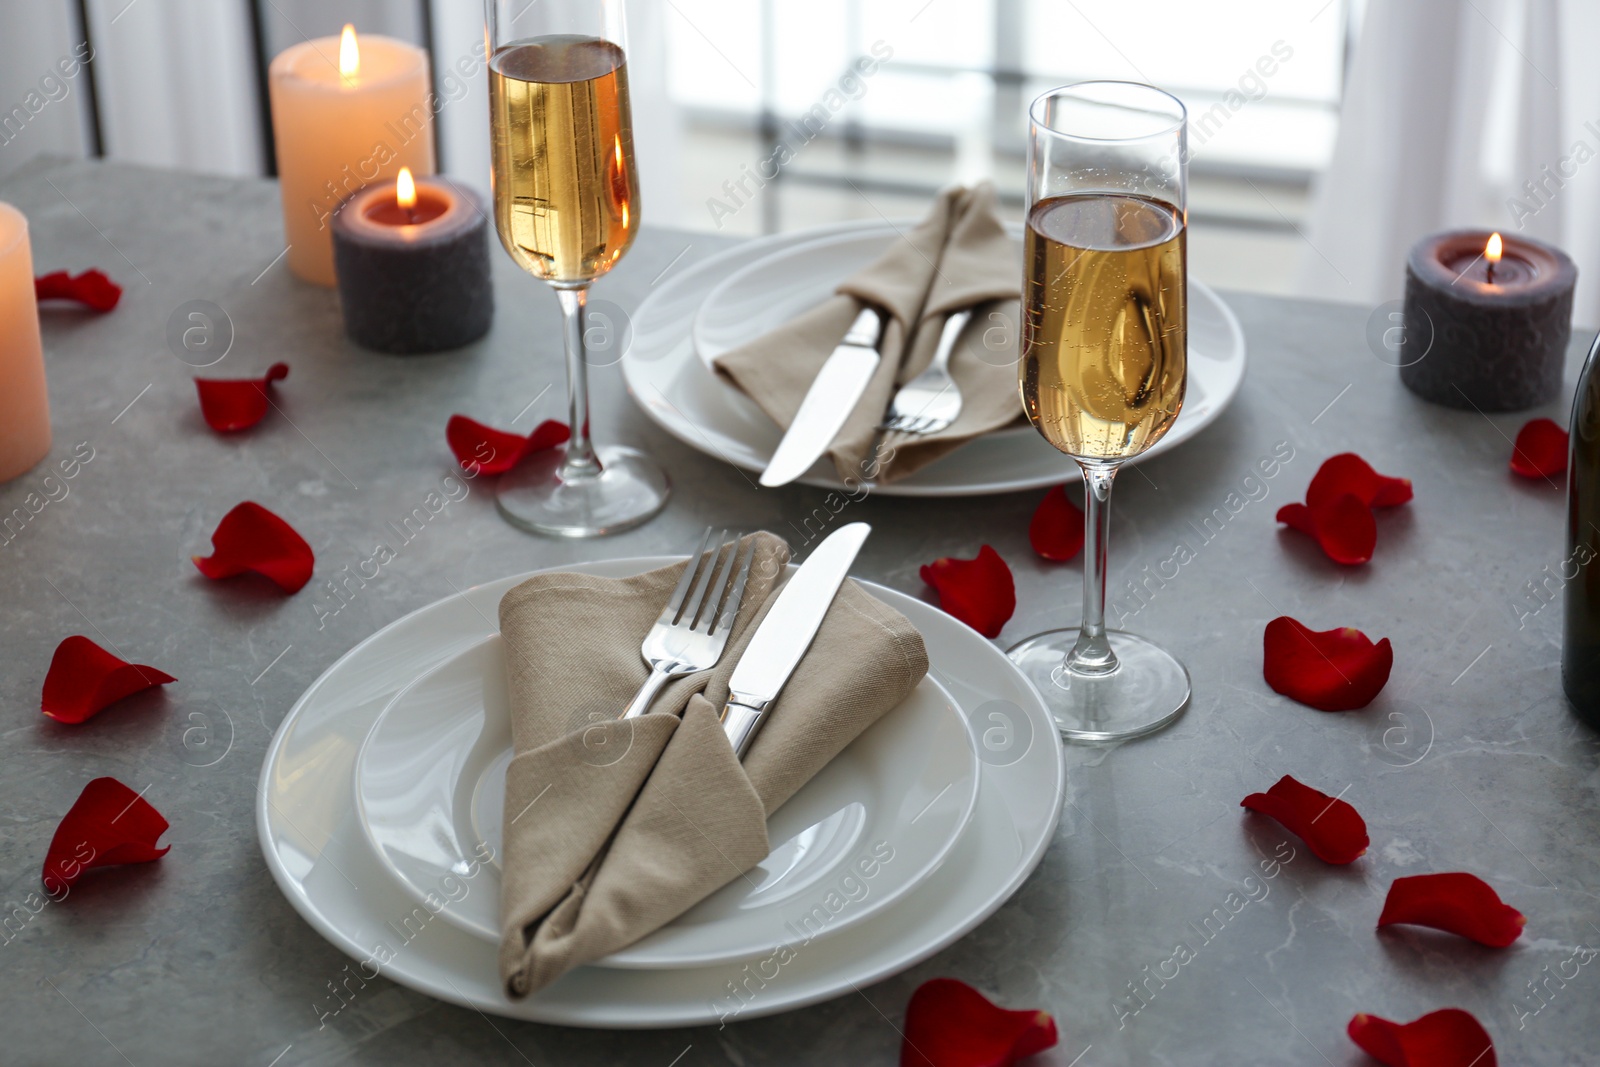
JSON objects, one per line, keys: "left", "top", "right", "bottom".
{"left": 485, "top": 0, "right": 669, "bottom": 537}
{"left": 1009, "top": 81, "right": 1191, "bottom": 741}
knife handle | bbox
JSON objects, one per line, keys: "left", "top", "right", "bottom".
{"left": 720, "top": 692, "right": 770, "bottom": 760}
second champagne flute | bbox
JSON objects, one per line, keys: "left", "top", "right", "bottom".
{"left": 1009, "top": 81, "right": 1191, "bottom": 741}
{"left": 485, "top": 0, "right": 670, "bottom": 537}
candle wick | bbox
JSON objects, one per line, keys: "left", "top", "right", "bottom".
{"left": 1486, "top": 261, "right": 1495, "bottom": 285}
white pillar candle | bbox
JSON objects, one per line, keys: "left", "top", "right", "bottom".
{"left": 0, "top": 202, "right": 51, "bottom": 484}
{"left": 268, "top": 26, "right": 436, "bottom": 287}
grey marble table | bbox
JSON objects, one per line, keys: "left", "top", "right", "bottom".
{"left": 1, "top": 158, "right": 1595, "bottom": 1067}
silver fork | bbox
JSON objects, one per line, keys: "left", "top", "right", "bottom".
{"left": 619, "top": 529, "right": 756, "bottom": 719}
{"left": 881, "top": 308, "right": 973, "bottom": 435}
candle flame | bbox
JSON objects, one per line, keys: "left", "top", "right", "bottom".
{"left": 396, "top": 167, "right": 417, "bottom": 210}
{"left": 1486, "top": 232, "right": 1503, "bottom": 264}
{"left": 614, "top": 134, "right": 629, "bottom": 229}
{"left": 339, "top": 24, "right": 360, "bottom": 80}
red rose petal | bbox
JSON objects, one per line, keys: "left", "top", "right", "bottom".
{"left": 41, "top": 636, "right": 175, "bottom": 724}
{"left": 42, "top": 777, "right": 170, "bottom": 891}
{"left": 1509, "top": 417, "right": 1568, "bottom": 479}
{"left": 1347, "top": 1008, "right": 1496, "bottom": 1067}
{"left": 1276, "top": 494, "right": 1377, "bottom": 565}
{"left": 1029, "top": 485, "right": 1084, "bottom": 562}
{"left": 1241, "top": 774, "right": 1368, "bottom": 864}
{"left": 920, "top": 545, "right": 1016, "bottom": 639}
{"left": 446, "top": 414, "right": 570, "bottom": 476}
{"left": 1279, "top": 454, "right": 1409, "bottom": 565}
{"left": 194, "top": 362, "right": 289, "bottom": 433}
{"left": 1262, "top": 616, "right": 1393, "bottom": 711}
{"left": 1307, "top": 453, "right": 1413, "bottom": 509}
{"left": 192, "top": 501, "right": 314, "bottom": 594}
{"left": 34, "top": 268, "right": 123, "bottom": 312}
{"left": 901, "top": 978, "right": 1058, "bottom": 1067}
{"left": 1378, "top": 872, "right": 1526, "bottom": 947}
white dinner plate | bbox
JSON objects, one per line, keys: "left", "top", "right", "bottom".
{"left": 353, "top": 630, "right": 981, "bottom": 968}
{"left": 621, "top": 219, "right": 1246, "bottom": 496}
{"left": 257, "top": 557, "right": 1065, "bottom": 1027}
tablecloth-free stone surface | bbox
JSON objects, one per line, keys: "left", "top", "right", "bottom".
{"left": 0, "top": 158, "right": 1595, "bottom": 1067}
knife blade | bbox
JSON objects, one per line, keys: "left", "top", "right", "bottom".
{"left": 720, "top": 521, "right": 872, "bottom": 757}
{"left": 759, "top": 308, "right": 883, "bottom": 488}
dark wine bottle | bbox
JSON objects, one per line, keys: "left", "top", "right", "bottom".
{"left": 1562, "top": 329, "right": 1600, "bottom": 727}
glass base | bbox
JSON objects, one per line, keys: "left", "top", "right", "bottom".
{"left": 1007, "top": 628, "right": 1190, "bottom": 742}
{"left": 494, "top": 443, "right": 670, "bottom": 538}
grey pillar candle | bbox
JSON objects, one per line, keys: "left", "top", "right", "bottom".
{"left": 1399, "top": 229, "right": 1576, "bottom": 411}
{"left": 331, "top": 173, "right": 493, "bottom": 354}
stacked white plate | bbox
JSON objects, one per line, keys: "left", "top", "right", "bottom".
{"left": 621, "top": 219, "right": 1247, "bottom": 497}
{"left": 257, "top": 558, "right": 1066, "bottom": 1026}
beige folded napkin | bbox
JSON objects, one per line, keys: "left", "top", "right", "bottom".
{"left": 714, "top": 182, "right": 1023, "bottom": 484}
{"left": 496, "top": 532, "right": 928, "bottom": 998}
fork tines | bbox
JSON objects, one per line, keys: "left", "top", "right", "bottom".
{"left": 882, "top": 413, "right": 940, "bottom": 434}
{"left": 664, "top": 528, "right": 756, "bottom": 634}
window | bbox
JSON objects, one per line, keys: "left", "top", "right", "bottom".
{"left": 661, "top": 0, "right": 1354, "bottom": 290}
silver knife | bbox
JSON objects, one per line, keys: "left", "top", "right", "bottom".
{"left": 759, "top": 308, "right": 883, "bottom": 488}
{"left": 721, "top": 522, "right": 872, "bottom": 757}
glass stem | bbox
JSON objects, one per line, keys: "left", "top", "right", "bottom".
{"left": 555, "top": 285, "right": 600, "bottom": 481}
{"left": 1067, "top": 461, "right": 1119, "bottom": 675}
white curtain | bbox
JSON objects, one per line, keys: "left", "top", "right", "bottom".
{"left": 84, "top": 0, "right": 263, "bottom": 176}
{"left": 0, "top": 0, "right": 93, "bottom": 181}
{"left": 1299, "top": 0, "right": 1600, "bottom": 325}
{"left": 0, "top": 0, "right": 678, "bottom": 222}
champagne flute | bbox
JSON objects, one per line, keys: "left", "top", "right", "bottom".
{"left": 1010, "top": 81, "right": 1191, "bottom": 741}
{"left": 484, "top": 0, "right": 670, "bottom": 537}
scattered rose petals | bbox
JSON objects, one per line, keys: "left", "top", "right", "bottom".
{"left": 1347, "top": 1008, "right": 1495, "bottom": 1067}
{"left": 1307, "top": 453, "right": 1413, "bottom": 509}
{"left": 192, "top": 502, "right": 314, "bottom": 594}
{"left": 1279, "top": 454, "right": 1410, "bottom": 565}
{"left": 194, "top": 362, "right": 288, "bottom": 433}
{"left": 920, "top": 545, "right": 1016, "bottom": 639}
{"left": 34, "top": 269, "right": 122, "bottom": 312}
{"left": 901, "top": 978, "right": 1057, "bottom": 1067}
{"left": 42, "top": 777, "right": 169, "bottom": 891}
{"left": 1029, "top": 485, "right": 1084, "bottom": 562}
{"left": 1241, "top": 774, "right": 1368, "bottom": 864}
{"left": 445, "top": 415, "right": 569, "bottom": 476}
{"left": 1378, "top": 872, "right": 1525, "bottom": 947}
{"left": 1262, "top": 616, "right": 1393, "bottom": 711}
{"left": 1509, "top": 417, "right": 1568, "bottom": 479}
{"left": 1276, "top": 495, "right": 1377, "bottom": 566}
{"left": 41, "top": 636, "right": 175, "bottom": 724}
